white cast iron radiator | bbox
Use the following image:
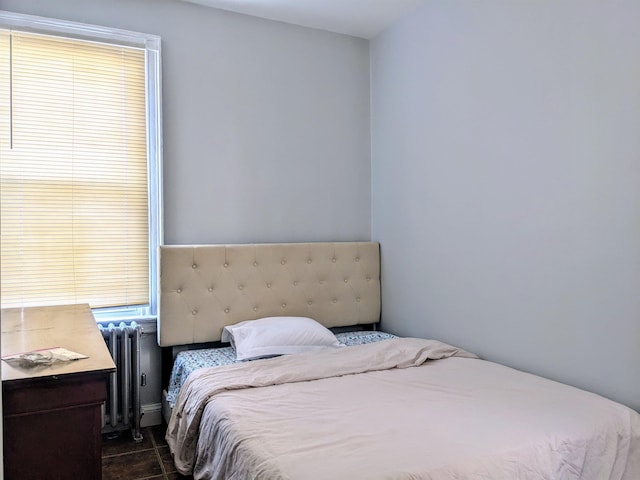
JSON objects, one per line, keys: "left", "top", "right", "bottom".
{"left": 99, "top": 322, "right": 143, "bottom": 442}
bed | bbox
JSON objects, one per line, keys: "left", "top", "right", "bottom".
{"left": 159, "top": 242, "right": 640, "bottom": 480}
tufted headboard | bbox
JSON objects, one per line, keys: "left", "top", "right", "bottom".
{"left": 158, "top": 242, "right": 381, "bottom": 347}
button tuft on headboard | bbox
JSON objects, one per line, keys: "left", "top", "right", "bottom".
{"left": 158, "top": 242, "right": 381, "bottom": 347}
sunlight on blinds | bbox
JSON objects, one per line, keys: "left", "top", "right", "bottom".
{"left": 0, "top": 29, "right": 149, "bottom": 309}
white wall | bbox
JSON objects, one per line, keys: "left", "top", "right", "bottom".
{"left": 5, "top": 0, "right": 639, "bottom": 416}
{"left": 371, "top": 0, "right": 640, "bottom": 411}
{"left": 1, "top": 0, "right": 371, "bottom": 432}
{"left": 2, "top": 0, "right": 371, "bottom": 245}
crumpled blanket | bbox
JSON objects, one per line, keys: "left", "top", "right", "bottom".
{"left": 166, "top": 337, "right": 640, "bottom": 480}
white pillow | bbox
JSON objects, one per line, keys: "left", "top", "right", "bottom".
{"left": 222, "top": 316, "right": 342, "bottom": 361}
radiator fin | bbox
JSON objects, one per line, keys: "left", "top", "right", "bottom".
{"left": 99, "top": 322, "right": 143, "bottom": 442}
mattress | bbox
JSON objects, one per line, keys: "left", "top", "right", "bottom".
{"left": 167, "top": 338, "right": 640, "bottom": 480}
{"left": 166, "top": 330, "right": 397, "bottom": 407}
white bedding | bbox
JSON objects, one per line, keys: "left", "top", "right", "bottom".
{"left": 167, "top": 338, "right": 640, "bottom": 480}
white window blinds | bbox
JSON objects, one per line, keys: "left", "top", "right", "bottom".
{"left": 0, "top": 29, "right": 150, "bottom": 309}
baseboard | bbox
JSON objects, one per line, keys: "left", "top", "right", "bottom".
{"left": 141, "top": 402, "right": 163, "bottom": 427}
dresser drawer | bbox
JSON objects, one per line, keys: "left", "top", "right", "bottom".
{"left": 3, "top": 373, "right": 107, "bottom": 416}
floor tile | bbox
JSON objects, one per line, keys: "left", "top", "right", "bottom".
{"left": 102, "top": 450, "right": 163, "bottom": 480}
{"left": 150, "top": 424, "right": 169, "bottom": 447}
{"left": 103, "top": 428, "right": 154, "bottom": 457}
{"left": 158, "top": 446, "right": 176, "bottom": 473}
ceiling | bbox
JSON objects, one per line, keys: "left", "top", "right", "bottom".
{"left": 181, "top": 0, "right": 427, "bottom": 39}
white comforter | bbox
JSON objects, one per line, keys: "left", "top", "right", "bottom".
{"left": 167, "top": 338, "right": 640, "bottom": 480}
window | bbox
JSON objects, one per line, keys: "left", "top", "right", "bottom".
{"left": 0, "top": 12, "right": 162, "bottom": 319}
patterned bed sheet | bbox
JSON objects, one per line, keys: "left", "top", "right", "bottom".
{"left": 166, "top": 330, "right": 397, "bottom": 407}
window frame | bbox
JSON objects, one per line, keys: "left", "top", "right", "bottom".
{"left": 0, "top": 11, "right": 163, "bottom": 320}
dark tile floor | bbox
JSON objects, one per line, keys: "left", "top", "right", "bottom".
{"left": 102, "top": 424, "right": 193, "bottom": 480}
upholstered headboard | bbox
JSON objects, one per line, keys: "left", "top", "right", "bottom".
{"left": 158, "top": 242, "right": 381, "bottom": 347}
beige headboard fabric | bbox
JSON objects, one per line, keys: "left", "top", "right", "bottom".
{"left": 158, "top": 242, "right": 381, "bottom": 347}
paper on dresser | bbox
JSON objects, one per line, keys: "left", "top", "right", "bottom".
{"left": 2, "top": 347, "right": 88, "bottom": 368}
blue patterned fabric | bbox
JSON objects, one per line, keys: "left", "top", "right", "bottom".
{"left": 166, "top": 330, "right": 397, "bottom": 407}
{"left": 334, "top": 331, "right": 397, "bottom": 346}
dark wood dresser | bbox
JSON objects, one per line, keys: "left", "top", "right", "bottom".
{"left": 2, "top": 304, "right": 116, "bottom": 480}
